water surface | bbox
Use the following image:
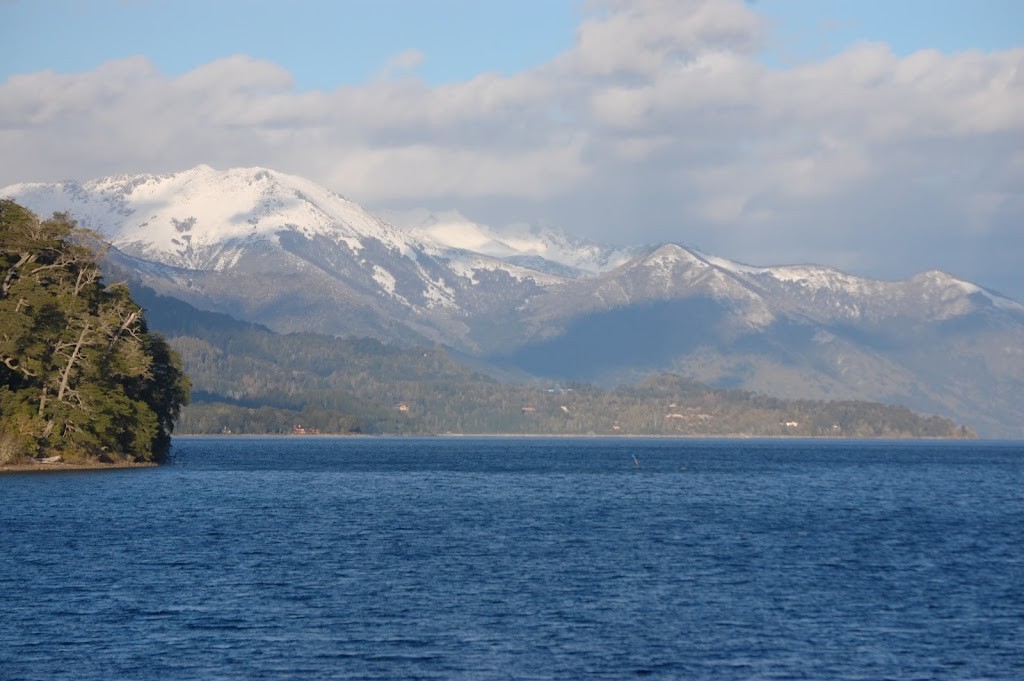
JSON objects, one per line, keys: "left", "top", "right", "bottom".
{"left": 2, "top": 437, "right": 1022, "bottom": 679}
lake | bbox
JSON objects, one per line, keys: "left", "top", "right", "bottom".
{"left": 1, "top": 437, "right": 1022, "bottom": 679}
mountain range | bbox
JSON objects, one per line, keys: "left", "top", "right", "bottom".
{"left": 4, "top": 165, "right": 1022, "bottom": 437}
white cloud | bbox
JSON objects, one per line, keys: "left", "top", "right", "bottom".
{"left": 571, "top": 0, "right": 765, "bottom": 76}
{"left": 385, "top": 48, "right": 426, "bottom": 71}
{"left": 1, "top": 0, "right": 1022, "bottom": 298}
{"left": 376, "top": 49, "right": 426, "bottom": 80}
{"left": 322, "top": 138, "right": 590, "bottom": 202}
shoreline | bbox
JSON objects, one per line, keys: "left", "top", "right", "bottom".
{"left": 0, "top": 461, "right": 158, "bottom": 474}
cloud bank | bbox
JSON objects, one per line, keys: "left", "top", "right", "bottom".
{"left": 2, "top": 0, "right": 1022, "bottom": 297}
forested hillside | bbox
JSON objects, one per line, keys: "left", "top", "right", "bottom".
{"left": 133, "top": 287, "right": 972, "bottom": 439}
{"left": 0, "top": 202, "right": 190, "bottom": 464}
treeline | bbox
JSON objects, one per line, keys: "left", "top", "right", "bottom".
{"left": 134, "top": 287, "right": 973, "bottom": 439}
{"left": 0, "top": 202, "right": 189, "bottom": 464}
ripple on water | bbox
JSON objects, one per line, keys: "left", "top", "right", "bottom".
{"left": 1, "top": 437, "right": 1022, "bottom": 680}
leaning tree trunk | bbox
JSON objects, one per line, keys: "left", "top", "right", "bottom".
{"left": 57, "top": 322, "right": 90, "bottom": 402}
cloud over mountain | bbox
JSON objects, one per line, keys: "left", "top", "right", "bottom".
{"left": 2, "top": 0, "right": 1022, "bottom": 299}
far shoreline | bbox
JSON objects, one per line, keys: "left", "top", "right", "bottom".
{"left": 171, "top": 432, "right": 986, "bottom": 441}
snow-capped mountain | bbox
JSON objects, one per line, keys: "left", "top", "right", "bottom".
{"left": 700, "top": 254, "right": 1023, "bottom": 324}
{"left": 377, "top": 208, "right": 640, "bottom": 277}
{"left": 503, "top": 243, "right": 1023, "bottom": 436}
{"left": 4, "top": 165, "right": 1023, "bottom": 436}
{"left": 3, "top": 165, "right": 567, "bottom": 347}
{"left": 12, "top": 165, "right": 408, "bottom": 271}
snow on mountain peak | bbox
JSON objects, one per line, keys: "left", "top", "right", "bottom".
{"left": 643, "top": 243, "right": 709, "bottom": 268}
{"left": 697, "top": 252, "right": 893, "bottom": 302}
{"left": 4, "top": 165, "right": 1019, "bottom": 323}
{"left": 911, "top": 270, "right": 1024, "bottom": 313}
{"left": 387, "top": 209, "right": 521, "bottom": 257}
{"left": 379, "top": 208, "right": 637, "bottom": 276}
{"left": 2, "top": 165, "right": 416, "bottom": 270}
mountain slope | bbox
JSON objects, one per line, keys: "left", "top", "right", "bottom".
{"left": 131, "top": 286, "right": 970, "bottom": 439}
{"left": 4, "top": 165, "right": 1022, "bottom": 436}
{"left": 500, "top": 245, "right": 1024, "bottom": 436}
{"left": 503, "top": 303, "right": 1023, "bottom": 437}
{"left": 4, "top": 165, "right": 563, "bottom": 349}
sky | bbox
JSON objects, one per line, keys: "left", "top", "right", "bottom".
{"left": 2, "top": 0, "right": 1022, "bottom": 300}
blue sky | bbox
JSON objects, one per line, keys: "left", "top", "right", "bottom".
{"left": 3, "top": 1, "right": 1020, "bottom": 87}
{"left": 2, "top": 0, "right": 579, "bottom": 88}
{"left": 1, "top": 0, "right": 1022, "bottom": 299}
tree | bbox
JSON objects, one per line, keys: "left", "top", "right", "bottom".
{"left": 0, "top": 200, "right": 190, "bottom": 463}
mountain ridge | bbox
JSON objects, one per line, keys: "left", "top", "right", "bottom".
{"left": 4, "top": 165, "right": 1022, "bottom": 436}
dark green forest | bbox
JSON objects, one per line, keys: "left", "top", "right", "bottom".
{"left": 0, "top": 201, "right": 190, "bottom": 464}
{"left": 133, "top": 288, "right": 972, "bottom": 439}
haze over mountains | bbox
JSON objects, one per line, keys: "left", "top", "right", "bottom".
{"left": 4, "top": 165, "right": 1022, "bottom": 437}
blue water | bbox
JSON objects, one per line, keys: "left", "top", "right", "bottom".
{"left": 2, "top": 438, "right": 1022, "bottom": 680}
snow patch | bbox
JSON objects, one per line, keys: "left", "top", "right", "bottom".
{"left": 644, "top": 244, "right": 709, "bottom": 269}
{"left": 445, "top": 255, "right": 564, "bottom": 287}
{"left": 372, "top": 265, "right": 397, "bottom": 295}
{"left": 698, "top": 253, "right": 764, "bottom": 275}
{"left": 914, "top": 270, "right": 1024, "bottom": 312}
{"left": 382, "top": 208, "right": 636, "bottom": 275}
{"left": 421, "top": 278, "right": 457, "bottom": 309}
{"left": 371, "top": 265, "right": 413, "bottom": 307}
